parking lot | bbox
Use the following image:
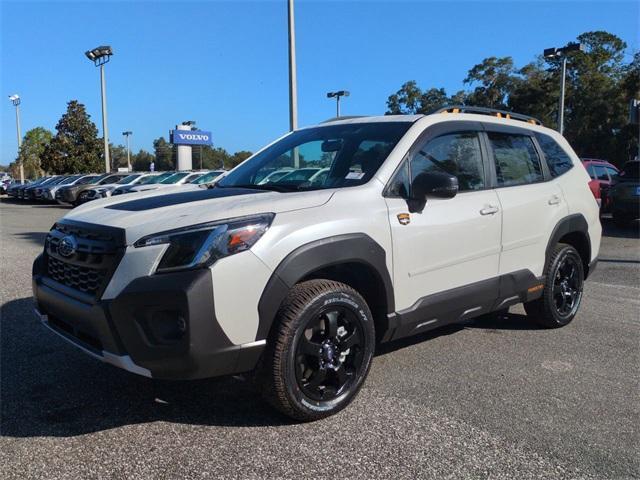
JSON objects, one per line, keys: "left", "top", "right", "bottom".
{"left": 0, "top": 199, "right": 638, "bottom": 479}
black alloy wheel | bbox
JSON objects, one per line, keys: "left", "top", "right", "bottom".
{"left": 260, "top": 279, "right": 375, "bottom": 421}
{"left": 524, "top": 243, "right": 584, "bottom": 328}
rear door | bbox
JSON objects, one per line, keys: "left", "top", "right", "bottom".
{"left": 483, "top": 126, "right": 569, "bottom": 278}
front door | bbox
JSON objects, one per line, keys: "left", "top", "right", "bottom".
{"left": 384, "top": 126, "right": 502, "bottom": 317}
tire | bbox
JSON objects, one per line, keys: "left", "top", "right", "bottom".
{"left": 524, "top": 243, "right": 584, "bottom": 328}
{"left": 259, "top": 279, "right": 375, "bottom": 421}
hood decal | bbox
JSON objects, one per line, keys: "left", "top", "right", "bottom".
{"left": 106, "top": 187, "right": 268, "bottom": 212}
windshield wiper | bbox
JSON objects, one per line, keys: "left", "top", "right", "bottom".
{"left": 214, "top": 183, "right": 293, "bottom": 192}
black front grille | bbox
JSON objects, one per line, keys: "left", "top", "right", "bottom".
{"left": 47, "top": 257, "right": 106, "bottom": 295}
{"left": 43, "top": 221, "right": 125, "bottom": 299}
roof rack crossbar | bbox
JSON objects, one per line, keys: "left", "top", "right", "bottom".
{"left": 435, "top": 106, "right": 542, "bottom": 126}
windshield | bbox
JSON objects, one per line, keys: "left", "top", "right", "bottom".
{"left": 99, "top": 174, "right": 125, "bottom": 185}
{"left": 192, "top": 171, "right": 225, "bottom": 184}
{"left": 160, "top": 172, "right": 190, "bottom": 184}
{"left": 116, "top": 174, "right": 142, "bottom": 184}
{"left": 217, "top": 122, "right": 411, "bottom": 191}
{"left": 138, "top": 173, "right": 168, "bottom": 184}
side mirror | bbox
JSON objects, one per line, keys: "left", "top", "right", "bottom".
{"left": 408, "top": 171, "right": 458, "bottom": 213}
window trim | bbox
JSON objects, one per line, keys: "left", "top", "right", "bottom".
{"left": 383, "top": 120, "right": 490, "bottom": 198}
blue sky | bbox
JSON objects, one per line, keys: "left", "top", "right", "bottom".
{"left": 1, "top": 0, "right": 638, "bottom": 165}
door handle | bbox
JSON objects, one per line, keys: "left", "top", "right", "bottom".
{"left": 548, "top": 195, "right": 561, "bottom": 205}
{"left": 480, "top": 206, "right": 499, "bottom": 216}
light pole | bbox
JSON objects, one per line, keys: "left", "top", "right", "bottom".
{"left": 327, "top": 90, "right": 350, "bottom": 118}
{"left": 543, "top": 42, "right": 585, "bottom": 135}
{"left": 287, "top": 0, "right": 298, "bottom": 132}
{"left": 8, "top": 94, "right": 24, "bottom": 183}
{"left": 122, "top": 131, "right": 132, "bottom": 171}
{"left": 85, "top": 45, "right": 113, "bottom": 172}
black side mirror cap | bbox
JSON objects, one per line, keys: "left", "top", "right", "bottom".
{"left": 408, "top": 171, "right": 459, "bottom": 213}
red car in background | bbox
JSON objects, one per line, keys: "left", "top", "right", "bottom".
{"left": 581, "top": 158, "right": 619, "bottom": 209}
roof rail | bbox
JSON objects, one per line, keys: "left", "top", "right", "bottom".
{"left": 434, "top": 106, "right": 542, "bottom": 126}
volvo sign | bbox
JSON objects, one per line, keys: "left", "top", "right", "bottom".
{"left": 170, "top": 129, "right": 213, "bottom": 146}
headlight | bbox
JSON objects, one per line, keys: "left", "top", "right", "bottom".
{"left": 134, "top": 213, "right": 274, "bottom": 273}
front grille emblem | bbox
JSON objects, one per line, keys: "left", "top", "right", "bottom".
{"left": 58, "top": 235, "right": 78, "bottom": 258}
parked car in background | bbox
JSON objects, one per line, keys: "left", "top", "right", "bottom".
{"left": 40, "top": 174, "right": 100, "bottom": 202}
{"left": 34, "top": 175, "right": 78, "bottom": 200}
{"left": 184, "top": 170, "right": 227, "bottom": 188}
{"left": 0, "top": 178, "right": 15, "bottom": 195}
{"left": 111, "top": 172, "right": 170, "bottom": 196}
{"left": 56, "top": 173, "right": 129, "bottom": 206}
{"left": 8, "top": 178, "right": 45, "bottom": 198}
{"left": 608, "top": 160, "right": 639, "bottom": 226}
{"left": 83, "top": 173, "right": 159, "bottom": 201}
{"left": 581, "top": 158, "right": 619, "bottom": 209}
{"left": 23, "top": 176, "right": 61, "bottom": 200}
{"left": 127, "top": 171, "right": 204, "bottom": 193}
{"left": 257, "top": 168, "right": 293, "bottom": 185}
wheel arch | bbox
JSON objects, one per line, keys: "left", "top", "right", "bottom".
{"left": 256, "top": 233, "right": 395, "bottom": 342}
{"left": 546, "top": 214, "right": 592, "bottom": 278}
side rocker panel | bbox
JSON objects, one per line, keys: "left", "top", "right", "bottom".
{"left": 256, "top": 233, "right": 394, "bottom": 340}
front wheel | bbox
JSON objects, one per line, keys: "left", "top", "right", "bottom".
{"left": 260, "top": 279, "right": 375, "bottom": 421}
{"left": 524, "top": 243, "right": 584, "bottom": 328}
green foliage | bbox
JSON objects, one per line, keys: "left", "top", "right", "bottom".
{"left": 386, "top": 30, "right": 639, "bottom": 164}
{"left": 153, "top": 137, "right": 175, "bottom": 170}
{"left": 131, "top": 149, "right": 155, "bottom": 171}
{"left": 41, "top": 100, "right": 103, "bottom": 174}
{"left": 110, "top": 144, "right": 129, "bottom": 170}
{"left": 14, "top": 127, "right": 53, "bottom": 178}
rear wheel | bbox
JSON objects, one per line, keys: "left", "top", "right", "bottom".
{"left": 524, "top": 243, "right": 584, "bottom": 328}
{"left": 260, "top": 279, "right": 375, "bottom": 421}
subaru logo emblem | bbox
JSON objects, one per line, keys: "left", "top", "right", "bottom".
{"left": 58, "top": 235, "right": 77, "bottom": 258}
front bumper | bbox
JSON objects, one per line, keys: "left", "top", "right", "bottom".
{"left": 32, "top": 255, "right": 265, "bottom": 380}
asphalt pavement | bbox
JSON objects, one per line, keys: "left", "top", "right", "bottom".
{"left": 1, "top": 199, "right": 638, "bottom": 479}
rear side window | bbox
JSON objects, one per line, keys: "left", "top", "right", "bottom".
{"left": 488, "top": 132, "right": 543, "bottom": 187}
{"left": 535, "top": 133, "right": 573, "bottom": 177}
{"left": 592, "top": 165, "right": 609, "bottom": 181}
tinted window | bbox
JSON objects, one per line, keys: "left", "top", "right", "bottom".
{"left": 605, "top": 167, "right": 618, "bottom": 178}
{"left": 411, "top": 132, "right": 485, "bottom": 191}
{"left": 592, "top": 165, "right": 609, "bottom": 181}
{"left": 535, "top": 133, "right": 573, "bottom": 177}
{"left": 488, "top": 132, "right": 543, "bottom": 187}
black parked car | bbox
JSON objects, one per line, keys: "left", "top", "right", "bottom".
{"left": 608, "top": 160, "right": 639, "bottom": 226}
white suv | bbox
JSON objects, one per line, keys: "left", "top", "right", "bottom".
{"left": 33, "top": 107, "right": 601, "bottom": 421}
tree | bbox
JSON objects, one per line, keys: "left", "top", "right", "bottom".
{"left": 385, "top": 30, "right": 638, "bottom": 165}
{"left": 228, "top": 150, "right": 252, "bottom": 168}
{"left": 14, "top": 127, "right": 53, "bottom": 178}
{"left": 41, "top": 100, "right": 103, "bottom": 173}
{"left": 386, "top": 81, "right": 465, "bottom": 114}
{"left": 153, "top": 137, "right": 175, "bottom": 170}
{"left": 131, "top": 149, "right": 155, "bottom": 171}
{"left": 109, "top": 144, "right": 128, "bottom": 170}
{"left": 464, "top": 56, "right": 517, "bottom": 109}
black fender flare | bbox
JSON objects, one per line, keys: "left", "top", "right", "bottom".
{"left": 545, "top": 213, "right": 591, "bottom": 275}
{"left": 255, "top": 233, "right": 394, "bottom": 340}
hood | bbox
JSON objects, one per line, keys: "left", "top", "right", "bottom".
{"left": 63, "top": 186, "right": 334, "bottom": 245}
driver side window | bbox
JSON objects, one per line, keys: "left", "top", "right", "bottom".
{"left": 387, "top": 131, "right": 485, "bottom": 197}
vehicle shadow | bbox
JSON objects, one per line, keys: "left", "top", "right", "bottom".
{"left": 601, "top": 217, "right": 640, "bottom": 239}
{"left": 13, "top": 232, "right": 48, "bottom": 247}
{"left": 0, "top": 297, "right": 292, "bottom": 438}
{"left": 376, "top": 310, "right": 540, "bottom": 357}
